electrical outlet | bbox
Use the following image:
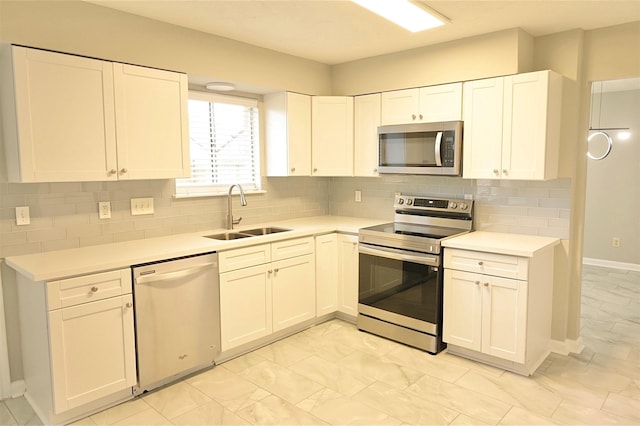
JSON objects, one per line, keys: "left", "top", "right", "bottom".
{"left": 355, "top": 190, "right": 362, "bottom": 202}
{"left": 130, "top": 197, "right": 154, "bottom": 216}
{"left": 15, "top": 206, "right": 30, "bottom": 226}
{"left": 612, "top": 237, "right": 621, "bottom": 247}
{"left": 98, "top": 201, "right": 111, "bottom": 219}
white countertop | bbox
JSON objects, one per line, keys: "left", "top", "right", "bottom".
{"left": 6, "top": 216, "right": 385, "bottom": 282}
{"left": 442, "top": 231, "right": 560, "bottom": 257}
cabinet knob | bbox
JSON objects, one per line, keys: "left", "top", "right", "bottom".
{"left": 411, "top": 114, "right": 417, "bottom": 120}
{"left": 502, "top": 169, "right": 508, "bottom": 175}
{"left": 313, "top": 168, "right": 318, "bottom": 173}
{"left": 474, "top": 280, "right": 480, "bottom": 285}
{"left": 478, "top": 261, "right": 484, "bottom": 266}
{"left": 493, "top": 169, "right": 499, "bottom": 175}
{"left": 291, "top": 167, "right": 296, "bottom": 172}
{"left": 108, "top": 169, "right": 117, "bottom": 175}
{"left": 373, "top": 168, "right": 377, "bottom": 173}
{"left": 90, "top": 286, "right": 98, "bottom": 293}
{"left": 268, "top": 270, "right": 273, "bottom": 275}
{"left": 126, "top": 302, "right": 133, "bottom": 308}
{"left": 274, "top": 268, "right": 279, "bottom": 273}
{"left": 484, "top": 282, "right": 490, "bottom": 287}
{"left": 419, "top": 114, "right": 423, "bottom": 120}
{"left": 120, "top": 168, "right": 128, "bottom": 174}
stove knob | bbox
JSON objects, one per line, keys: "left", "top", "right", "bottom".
{"left": 406, "top": 199, "right": 413, "bottom": 205}
{"left": 450, "top": 202, "right": 458, "bottom": 209}
{"left": 460, "top": 203, "right": 468, "bottom": 210}
{"left": 397, "top": 198, "right": 404, "bottom": 205}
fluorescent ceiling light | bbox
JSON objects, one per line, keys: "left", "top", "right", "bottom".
{"left": 205, "top": 82, "right": 235, "bottom": 91}
{"left": 352, "top": 0, "right": 447, "bottom": 32}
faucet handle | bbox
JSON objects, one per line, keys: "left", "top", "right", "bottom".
{"left": 232, "top": 216, "right": 243, "bottom": 225}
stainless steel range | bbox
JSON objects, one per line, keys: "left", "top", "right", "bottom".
{"left": 357, "top": 195, "right": 474, "bottom": 354}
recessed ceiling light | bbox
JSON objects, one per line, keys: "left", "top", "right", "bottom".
{"left": 352, "top": 0, "right": 448, "bottom": 32}
{"left": 205, "top": 82, "right": 235, "bottom": 91}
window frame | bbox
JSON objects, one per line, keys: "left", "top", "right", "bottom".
{"left": 175, "top": 91, "right": 262, "bottom": 198}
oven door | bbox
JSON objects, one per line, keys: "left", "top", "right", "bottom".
{"left": 358, "top": 243, "right": 442, "bottom": 335}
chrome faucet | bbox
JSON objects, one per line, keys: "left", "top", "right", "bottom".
{"left": 227, "top": 184, "right": 247, "bottom": 229}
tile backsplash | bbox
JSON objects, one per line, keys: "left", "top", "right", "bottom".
{"left": 0, "top": 175, "right": 570, "bottom": 259}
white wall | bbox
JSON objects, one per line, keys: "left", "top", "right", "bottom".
{"left": 584, "top": 88, "right": 640, "bottom": 267}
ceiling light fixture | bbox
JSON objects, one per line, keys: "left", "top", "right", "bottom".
{"left": 351, "top": 0, "right": 448, "bottom": 32}
{"left": 205, "top": 82, "right": 235, "bottom": 91}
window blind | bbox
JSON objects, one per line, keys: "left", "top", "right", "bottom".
{"left": 176, "top": 92, "right": 260, "bottom": 196}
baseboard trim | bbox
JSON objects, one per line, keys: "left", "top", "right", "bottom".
{"left": 550, "top": 336, "right": 584, "bottom": 356}
{"left": 10, "top": 380, "right": 25, "bottom": 398}
{"left": 583, "top": 258, "right": 640, "bottom": 272}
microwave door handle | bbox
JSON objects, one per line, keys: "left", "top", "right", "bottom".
{"left": 435, "top": 131, "right": 443, "bottom": 166}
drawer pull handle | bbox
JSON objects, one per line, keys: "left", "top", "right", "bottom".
{"left": 478, "top": 261, "right": 484, "bottom": 266}
{"left": 90, "top": 286, "right": 99, "bottom": 293}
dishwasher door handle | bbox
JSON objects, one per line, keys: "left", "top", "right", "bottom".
{"left": 135, "top": 263, "right": 216, "bottom": 285}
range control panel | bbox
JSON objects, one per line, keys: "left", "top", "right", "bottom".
{"left": 394, "top": 195, "right": 472, "bottom": 213}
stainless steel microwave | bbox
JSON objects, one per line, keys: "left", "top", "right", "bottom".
{"left": 378, "top": 121, "right": 463, "bottom": 176}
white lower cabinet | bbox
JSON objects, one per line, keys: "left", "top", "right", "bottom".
{"left": 16, "top": 269, "right": 136, "bottom": 424}
{"left": 219, "top": 237, "right": 316, "bottom": 352}
{"left": 315, "top": 233, "right": 338, "bottom": 316}
{"left": 337, "top": 233, "right": 359, "bottom": 317}
{"left": 443, "top": 247, "right": 553, "bottom": 375}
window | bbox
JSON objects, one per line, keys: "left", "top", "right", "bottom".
{"left": 176, "top": 91, "right": 261, "bottom": 196}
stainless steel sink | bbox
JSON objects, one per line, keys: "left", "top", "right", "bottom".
{"left": 203, "top": 227, "right": 291, "bottom": 240}
{"left": 241, "top": 227, "right": 291, "bottom": 236}
{"left": 204, "top": 232, "right": 252, "bottom": 240}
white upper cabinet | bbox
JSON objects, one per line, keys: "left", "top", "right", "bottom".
{"left": 0, "top": 45, "right": 189, "bottom": 182}
{"left": 380, "top": 82, "right": 462, "bottom": 125}
{"left": 463, "top": 70, "right": 563, "bottom": 180}
{"left": 112, "top": 63, "right": 190, "bottom": 180}
{"left": 312, "top": 96, "right": 354, "bottom": 176}
{"left": 354, "top": 93, "right": 381, "bottom": 177}
{"left": 264, "top": 91, "right": 312, "bottom": 176}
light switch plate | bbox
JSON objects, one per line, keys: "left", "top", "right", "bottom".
{"left": 16, "top": 206, "right": 30, "bottom": 226}
{"left": 131, "top": 197, "right": 154, "bottom": 216}
{"left": 98, "top": 201, "right": 111, "bottom": 219}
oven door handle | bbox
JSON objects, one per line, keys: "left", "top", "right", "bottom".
{"left": 359, "top": 244, "right": 439, "bottom": 267}
{"left": 434, "top": 131, "right": 443, "bottom": 167}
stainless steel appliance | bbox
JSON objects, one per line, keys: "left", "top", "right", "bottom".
{"left": 358, "top": 195, "right": 473, "bottom": 354}
{"left": 378, "top": 121, "right": 463, "bottom": 176}
{"left": 132, "top": 252, "right": 220, "bottom": 395}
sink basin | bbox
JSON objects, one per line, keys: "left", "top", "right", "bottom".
{"left": 241, "top": 227, "right": 291, "bottom": 236}
{"left": 204, "top": 232, "right": 252, "bottom": 241}
{"left": 203, "top": 227, "right": 291, "bottom": 240}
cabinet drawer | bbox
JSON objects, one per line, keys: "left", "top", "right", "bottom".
{"left": 219, "top": 244, "right": 271, "bottom": 272}
{"left": 444, "top": 249, "right": 528, "bottom": 280}
{"left": 47, "top": 269, "right": 132, "bottom": 310}
{"left": 271, "top": 237, "right": 314, "bottom": 261}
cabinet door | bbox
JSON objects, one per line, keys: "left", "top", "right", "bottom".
{"left": 337, "top": 234, "right": 359, "bottom": 317}
{"left": 380, "top": 88, "right": 420, "bottom": 125}
{"left": 315, "top": 234, "right": 338, "bottom": 316}
{"left": 311, "top": 96, "right": 354, "bottom": 176}
{"left": 354, "top": 94, "right": 381, "bottom": 177}
{"left": 419, "top": 82, "right": 463, "bottom": 122}
{"left": 113, "top": 63, "right": 190, "bottom": 179}
{"left": 48, "top": 295, "right": 136, "bottom": 413}
{"left": 482, "top": 275, "right": 527, "bottom": 363}
{"left": 462, "top": 78, "right": 504, "bottom": 179}
{"left": 272, "top": 254, "right": 316, "bottom": 331}
{"left": 443, "top": 269, "right": 482, "bottom": 351}
{"left": 264, "top": 92, "right": 311, "bottom": 176}
{"left": 6, "top": 46, "right": 117, "bottom": 182}
{"left": 502, "top": 71, "right": 556, "bottom": 180}
{"left": 219, "top": 264, "right": 272, "bottom": 351}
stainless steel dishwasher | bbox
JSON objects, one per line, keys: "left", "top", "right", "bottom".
{"left": 132, "top": 252, "right": 220, "bottom": 395}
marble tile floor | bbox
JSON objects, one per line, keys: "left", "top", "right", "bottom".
{"left": 2, "top": 265, "right": 639, "bottom": 425}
